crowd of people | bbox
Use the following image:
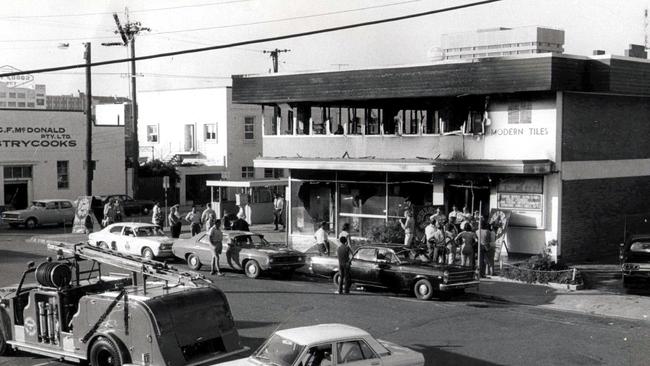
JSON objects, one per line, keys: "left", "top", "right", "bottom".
{"left": 409, "top": 205, "right": 498, "bottom": 276}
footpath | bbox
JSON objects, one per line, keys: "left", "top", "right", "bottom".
{"left": 469, "top": 267, "right": 650, "bottom": 323}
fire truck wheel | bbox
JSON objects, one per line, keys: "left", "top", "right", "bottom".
{"left": 187, "top": 253, "right": 202, "bottom": 270}
{"left": 89, "top": 337, "right": 125, "bottom": 366}
{"left": 142, "top": 247, "right": 155, "bottom": 261}
{"left": 0, "top": 329, "right": 10, "bottom": 356}
{"left": 244, "top": 260, "right": 261, "bottom": 279}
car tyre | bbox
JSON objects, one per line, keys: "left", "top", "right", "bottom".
{"left": 332, "top": 272, "right": 341, "bottom": 287}
{"left": 414, "top": 279, "right": 434, "bottom": 300}
{"left": 0, "top": 329, "right": 10, "bottom": 356}
{"left": 142, "top": 247, "right": 155, "bottom": 261}
{"left": 98, "top": 241, "right": 109, "bottom": 250}
{"left": 89, "top": 336, "right": 125, "bottom": 366}
{"left": 244, "top": 260, "right": 261, "bottom": 279}
{"left": 25, "top": 218, "right": 38, "bottom": 230}
{"left": 187, "top": 253, "right": 202, "bottom": 270}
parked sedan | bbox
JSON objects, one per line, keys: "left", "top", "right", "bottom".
{"left": 88, "top": 222, "right": 174, "bottom": 260}
{"left": 1, "top": 199, "right": 75, "bottom": 229}
{"left": 172, "top": 231, "right": 306, "bottom": 278}
{"left": 219, "top": 323, "right": 425, "bottom": 366}
{"left": 101, "top": 194, "right": 155, "bottom": 216}
{"left": 326, "top": 245, "right": 479, "bottom": 300}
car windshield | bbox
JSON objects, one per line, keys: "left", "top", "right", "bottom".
{"left": 135, "top": 226, "right": 166, "bottom": 237}
{"left": 630, "top": 241, "right": 650, "bottom": 253}
{"left": 392, "top": 249, "right": 412, "bottom": 262}
{"left": 234, "top": 235, "right": 269, "bottom": 247}
{"left": 254, "top": 334, "right": 305, "bottom": 366}
{"left": 31, "top": 201, "right": 46, "bottom": 209}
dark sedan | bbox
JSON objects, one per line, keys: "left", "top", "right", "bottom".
{"left": 172, "top": 231, "right": 306, "bottom": 278}
{"left": 321, "top": 245, "right": 479, "bottom": 300}
{"left": 101, "top": 194, "right": 155, "bottom": 216}
{"left": 620, "top": 235, "right": 650, "bottom": 288}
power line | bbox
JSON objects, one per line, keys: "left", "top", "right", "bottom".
{"left": 0, "top": 0, "right": 501, "bottom": 79}
{"left": 0, "top": 0, "right": 253, "bottom": 19}
{"left": 150, "top": 0, "right": 425, "bottom": 35}
{"left": 0, "top": 0, "right": 421, "bottom": 43}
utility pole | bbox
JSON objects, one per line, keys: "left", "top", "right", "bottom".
{"left": 84, "top": 43, "right": 93, "bottom": 196}
{"left": 263, "top": 49, "right": 290, "bottom": 134}
{"left": 104, "top": 8, "right": 149, "bottom": 197}
{"left": 263, "top": 48, "right": 291, "bottom": 73}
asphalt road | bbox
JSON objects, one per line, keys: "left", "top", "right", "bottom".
{"left": 1, "top": 225, "right": 649, "bottom": 366}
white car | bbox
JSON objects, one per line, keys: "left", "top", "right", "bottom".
{"left": 88, "top": 222, "right": 174, "bottom": 260}
{"left": 219, "top": 323, "right": 424, "bottom": 366}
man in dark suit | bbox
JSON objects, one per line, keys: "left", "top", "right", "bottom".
{"left": 337, "top": 236, "right": 352, "bottom": 295}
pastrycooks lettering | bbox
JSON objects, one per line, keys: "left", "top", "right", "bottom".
{"left": 0, "top": 126, "right": 78, "bottom": 149}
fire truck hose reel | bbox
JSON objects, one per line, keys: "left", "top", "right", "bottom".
{"left": 35, "top": 262, "right": 72, "bottom": 288}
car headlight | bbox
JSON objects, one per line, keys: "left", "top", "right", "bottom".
{"left": 442, "top": 270, "right": 449, "bottom": 284}
{"left": 298, "top": 257, "right": 304, "bottom": 262}
{"left": 269, "top": 258, "right": 275, "bottom": 263}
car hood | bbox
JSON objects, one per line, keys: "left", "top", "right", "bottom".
{"left": 378, "top": 339, "right": 425, "bottom": 366}
{"left": 140, "top": 236, "right": 174, "bottom": 244}
{"left": 2, "top": 209, "right": 32, "bottom": 215}
{"left": 217, "top": 356, "right": 264, "bottom": 366}
{"left": 249, "top": 246, "right": 304, "bottom": 256}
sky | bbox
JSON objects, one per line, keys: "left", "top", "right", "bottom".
{"left": 1, "top": 0, "right": 648, "bottom": 96}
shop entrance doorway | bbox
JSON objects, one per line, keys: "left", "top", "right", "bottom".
{"left": 4, "top": 181, "right": 28, "bottom": 209}
{"left": 445, "top": 180, "right": 490, "bottom": 218}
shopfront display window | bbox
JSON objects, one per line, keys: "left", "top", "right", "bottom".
{"left": 291, "top": 181, "right": 335, "bottom": 235}
{"left": 339, "top": 183, "right": 386, "bottom": 216}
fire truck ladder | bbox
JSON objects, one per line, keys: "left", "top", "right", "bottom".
{"left": 47, "top": 242, "right": 214, "bottom": 293}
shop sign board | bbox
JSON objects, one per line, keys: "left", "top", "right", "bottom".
{"left": 0, "top": 65, "right": 34, "bottom": 88}
{"left": 0, "top": 125, "right": 78, "bottom": 149}
{"left": 498, "top": 193, "right": 543, "bottom": 210}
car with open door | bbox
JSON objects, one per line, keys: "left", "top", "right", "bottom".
{"left": 172, "top": 230, "right": 306, "bottom": 278}
{"left": 334, "top": 245, "right": 479, "bottom": 300}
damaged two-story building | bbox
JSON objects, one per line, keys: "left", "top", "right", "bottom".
{"left": 231, "top": 52, "right": 650, "bottom": 261}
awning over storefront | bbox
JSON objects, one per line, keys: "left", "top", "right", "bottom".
{"left": 206, "top": 178, "right": 288, "bottom": 188}
{"left": 254, "top": 157, "right": 554, "bottom": 175}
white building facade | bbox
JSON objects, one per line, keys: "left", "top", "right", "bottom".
{"left": 0, "top": 109, "right": 126, "bottom": 209}
{"left": 138, "top": 87, "right": 275, "bottom": 206}
{"left": 441, "top": 26, "right": 564, "bottom": 61}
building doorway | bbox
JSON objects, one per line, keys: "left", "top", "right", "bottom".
{"left": 445, "top": 180, "right": 491, "bottom": 218}
{"left": 4, "top": 181, "right": 28, "bottom": 209}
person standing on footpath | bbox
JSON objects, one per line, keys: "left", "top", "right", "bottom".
{"left": 314, "top": 221, "right": 330, "bottom": 255}
{"left": 102, "top": 198, "right": 115, "bottom": 227}
{"left": 231, "top": 211, "right": 250, "bottom": 231}
{"left": 273, "top": 193, "right": 285, "bottom": 231}
{"left": 423, "top": 215, "right": 441, "bottom": 263}
{"left": 208, "top": 219, "right": 224, "bottom": 276}
{"left": 113, "top": 199, "right": 124, "bottom": 223}
{"left": 444, "top": 223, "right": 457, "bottom": 264}
{"left": 168, "top": 205, "right": 182, "bottom": 238}
{"left": 448, "top": 205, "right": 459, "bottom": 226}
{"left": 400, "top": 210, "right": 415, "bottom": 248}
{"left": 455, "top": 223, "right": 478, "bottom": 268}
{"left": 432, "top": 207, "right": 446, "bottom": 226}
{"left": 485, "top": 224, "right": 498, "bottom": 276}
{"left": 151, "top": 201, "right": 164, "bottom": 230}
{"left": 336, "top": 236, "right": 352, "bottom": 295}
{"left": 201, "top": 203, "right": 216, "bottom": 232}
{"left": 185, "top": 206, "right": 202, "bottom": 236}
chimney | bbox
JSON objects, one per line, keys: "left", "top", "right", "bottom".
{"left": 593, "top": 50, "right": 606, "bottom": 55}
{"left": 625, "top": 44, "right": 647, "bottom": 59}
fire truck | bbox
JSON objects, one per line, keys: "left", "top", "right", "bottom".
{"left": 0, "top": 240, "right": 246, "bottom": 366}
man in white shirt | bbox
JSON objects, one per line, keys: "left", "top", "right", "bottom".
{"left": 424, "top": 215, "right": 444, "bottom": 263}
{"left": 201, "top": 203, "right": 216, "bottom": 232}
{"left": 314, "top": 222, "right": 330, "bottom": 255}
{"left": 273, "top": 193, "right": 285, "bottom": 231}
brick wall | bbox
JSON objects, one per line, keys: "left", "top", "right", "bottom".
{"left": 561, "top": 176, "right": 650, "bottom": 261}
{"left": 562, "top": 92, "right": 650, "bottom": 161}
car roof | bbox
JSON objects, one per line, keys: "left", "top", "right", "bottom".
{"left": 107, "top": 222, "right": 157, "bottom": 228}
{"left": 276, "top": 324, "right": 370, "bottom": 345}
{"left": 33, "top": 199, "right": 73, "bottom": 203}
